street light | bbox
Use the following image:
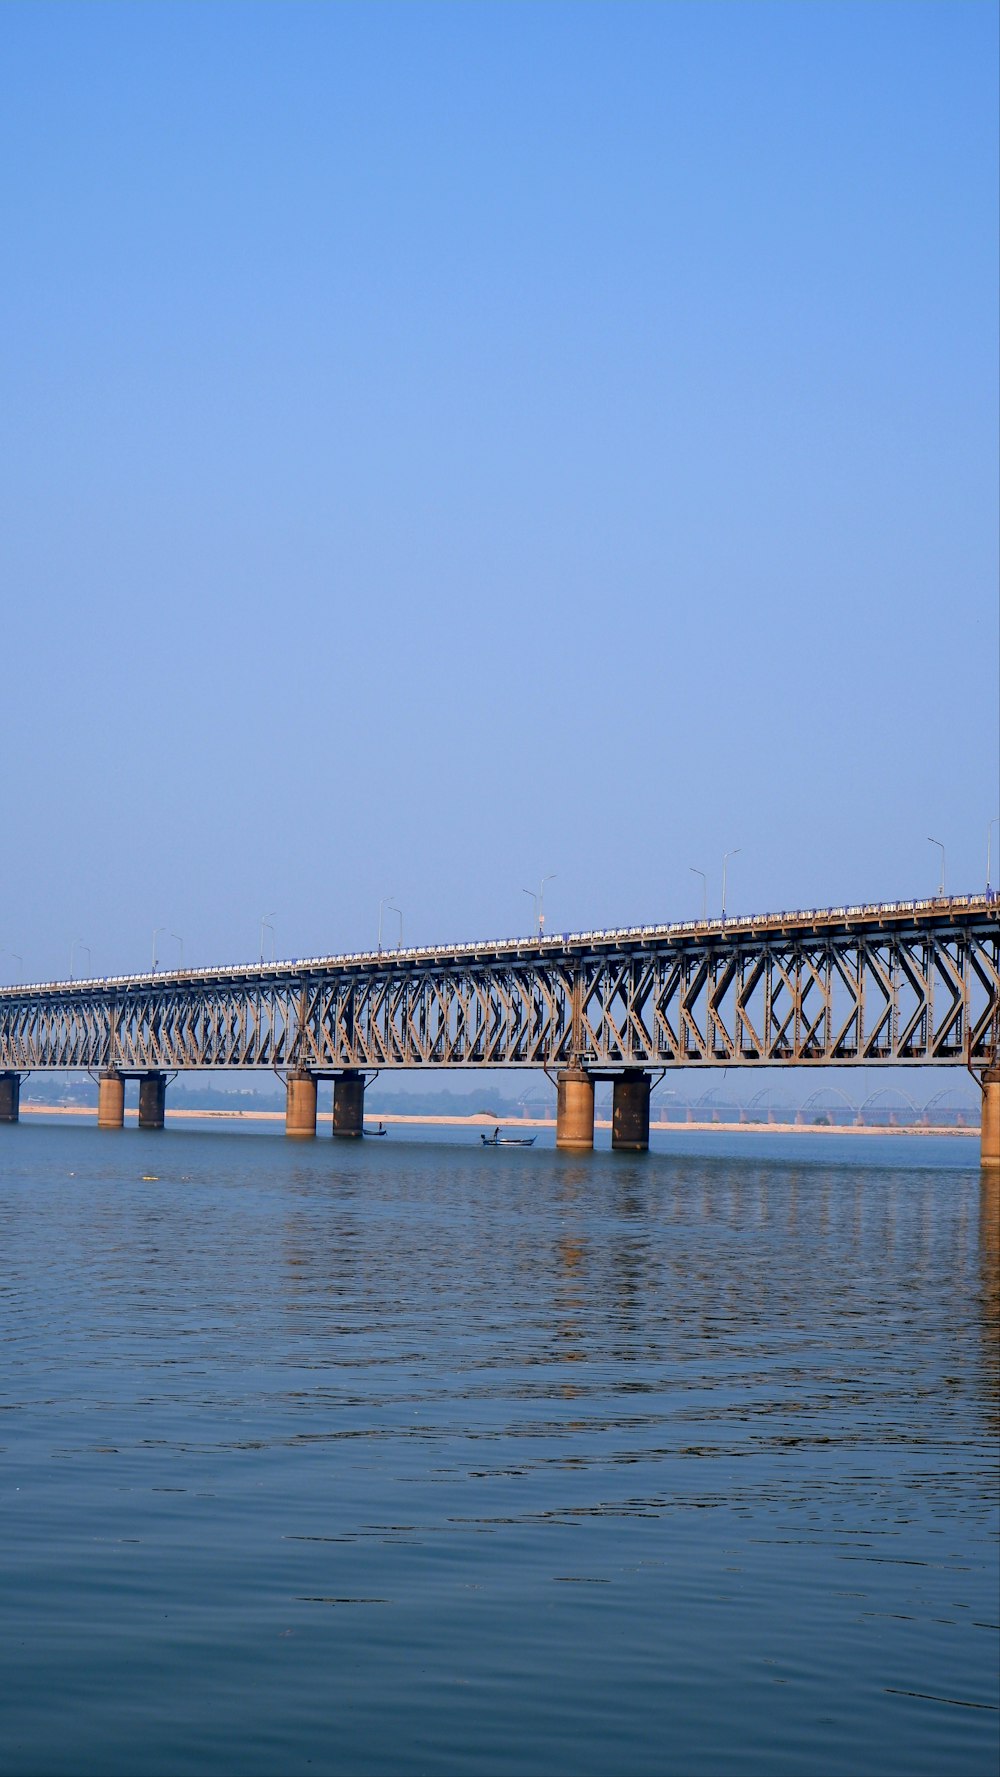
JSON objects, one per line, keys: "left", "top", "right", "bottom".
{"left": 69, "top": 938, "right": 89, "bottom": 981}
{"left": 721, "top": 849, "right": 741, "bottom": 921}
{"left": 152, "top": 926, "right": 165, "bottom": 972}
{"left": 523, "top": 874, "right": 556, "bottom": 937}
{"left": 689, "top": 866, "right": 708, "bottom": 922}
{"left": 171, "top": 932, "right": 184, "bottom": 970}
{"left": 259, "top": 912, "right": 276, "bottom": 964}
{"left": 987, "top": 817, "right": 999, "bottom": 896}
{"left": 387, "top": 902, "right": 403, "bottom": 949}
{"left": 538, "top": 873, "right": 556, "bottom": 936}
{"left": 378, "top": 895, "right": 395, "bottom": 953}
{"left": 927, "top": 837, "right": 946, "bottom": 898}
{"left": 10, "top": 952, "right": 22, "bottom": 984}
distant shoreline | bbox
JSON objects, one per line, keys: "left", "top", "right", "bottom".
{"left": 18, "top": 1104, "right": 979, "bottom": 1137}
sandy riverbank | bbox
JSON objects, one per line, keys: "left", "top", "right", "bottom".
{"left": 18, "top": 1104, "right": 978, "bottom": 1136}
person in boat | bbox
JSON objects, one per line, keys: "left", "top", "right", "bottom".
{"left": 493, "top": 1126, "right": 501, "bottom": 1143}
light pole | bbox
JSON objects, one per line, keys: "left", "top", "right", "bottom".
{"left": 523, "top": 874, "right": 556, "bottom": 937}
{"left": 378, "top": 895, "right": 395, "bottom": 953}
{"left": 721, "top": 849, "right": 741, "bottom": 921}
{"left": 927, "top": 837, "right": 946, "bottom": 898}
{"left": 689, "top": 866, "right": 708, "bottom": 921}
{"left": 988, "top": 817, "right": 999, "bottom": 896}
{"left": 387, "top": 902, "right": 403, "bottom": 949}
{"left": 70, "top": 938, "right": 89, "bottom": 981}
{"left": 10, "top": 952, "right": 21, "bottom": 984}
{"left": 171, "top": 932, "right": 184, "bottom": 970}
{"left": 152, "top": 927, "right": 165, "bottom": 972}
{"left": 259, "top": 912, "right": 276, "bottom": 964}
{"left": 538, "top": 873, "right": 556, "bottom": 936}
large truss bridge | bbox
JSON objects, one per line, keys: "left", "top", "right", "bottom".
{"left": 1, "top": 893, "right": 997, "bottom": 1159}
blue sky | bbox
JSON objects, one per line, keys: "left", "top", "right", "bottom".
{"left": 1, "top": 1, "right": 997, "bottom": 981}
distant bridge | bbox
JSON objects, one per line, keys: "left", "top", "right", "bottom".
{"left": 1, "top": 893, "right": 997, "bottom": 1159}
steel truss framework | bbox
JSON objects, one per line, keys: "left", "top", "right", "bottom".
{"left": 0, "top": 902, "right": 996, "bottom": 1077}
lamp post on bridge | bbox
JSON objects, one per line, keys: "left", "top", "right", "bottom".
{"left": 70, "top": 939, "right": 90, "bottom": 982}
{"left": 988, "top": 817, "right": 999, "bottom": 897}
{"left": 171, "top": 932, "right": 184, "bottom": 970}
{"left": 378, "top": 896, "right": 395, "bottom": 953}
{"left": 721, "top": 849, "right": 741, "bottom": 922}
{"left": 386, "top": 902, "right": 403, "bottom": 949}
{"left": 259, "top": 912, "right": 276, "bottom": 965}
{"left": 152, "top": 927, "right": 165, "bottom": 972}
{"left": 689, "top": 866, "right": 708, "bottom": 922}
{"left": 927, "top": 837, "right": 946, "bottom": 898}
{"left": 523, "top": 874, "right": 556, "bottom": 937}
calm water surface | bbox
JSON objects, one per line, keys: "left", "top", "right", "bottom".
{"left": 1, "top": 1123, "right": 997, "bottom": 1775}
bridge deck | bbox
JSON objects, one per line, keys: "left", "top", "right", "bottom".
{"left": 1, "top": 893, "right": 994, "bottom": 998}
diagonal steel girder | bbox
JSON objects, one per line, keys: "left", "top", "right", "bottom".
{"left": 0, "top": 908, "right": 995, "bottom": 1074}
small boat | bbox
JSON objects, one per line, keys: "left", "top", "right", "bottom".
{"left": 366, "top": 1122, "right": 389, "bottom": 1137}
{"left": 480, "top": 1130, "right": 536, "bottom": 1147}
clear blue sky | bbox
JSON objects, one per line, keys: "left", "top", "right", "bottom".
{"left": 2, "top": 0, "right": 997, "bottom": 981}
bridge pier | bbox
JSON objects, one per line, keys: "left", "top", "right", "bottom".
{"left": 285, "top": 1070, "right": 318, "bottom": 1138}
{"left": 612, "top": 1069, "right": 651, "bottom": 1152}
{"left": 983, "top": 1067, "right": 1000, "bottom": 1170}
{"left": 97, "top": 1071, "right": 125, "bottom": 1129}
{"left": 333, "top": 1070, "right": 365, "bottom": 1138}
{"left": 138, "top": 1072, "right": 166, "bottom": 1130}
{"left": 556, "top": 1068, "right": 595, "bottom": 1151}
{"left": 0, "top": 1072, "right": 20, "bottom": 1123}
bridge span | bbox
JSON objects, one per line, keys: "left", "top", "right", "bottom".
{"left": 1, "top": 894, "right": 997, "bottom": 1164}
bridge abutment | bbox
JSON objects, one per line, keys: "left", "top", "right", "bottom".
{"left": 556, "top": 1068, "right": 595, "bottom": 1151}
{"left": 333, "top": 1070, "right": 365, "bottom": 1138}
{"left": 285, "top": 1071, "right": 318, "bottom": 1138}
{"left": 97, "top": 1071, "right": 125, "bottom": 1129}
{"left": 983, "top": 1067, "right": 1000, "bottom": 1170}
{"left": 612, "top": 1069, "right": 651, "bottom": 1152}
{"left": 0, "top": 1072, "right": 20, "bottom": 1123}
{"left": 138, "top": 1072, "right": 166, "bottom": 1130}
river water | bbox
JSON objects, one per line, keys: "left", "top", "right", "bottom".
{"left": 1, "top": 1122, "right": 997, "bottom": 1776}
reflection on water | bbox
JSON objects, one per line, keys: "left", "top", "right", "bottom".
{"left": 980, "top": 1172, "right": 999, "bottom": 1437}
{"left": 0, "top": 1127, "right": 997, "bottom": 1777}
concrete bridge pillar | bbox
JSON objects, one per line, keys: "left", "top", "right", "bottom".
{"left": 0, "top": 1072, "right": 21, "bottom": 1123}
{"left": 556, "top": 1068, "right": 594, "bottom": 1151}
{"left": 612, "top": 1069, "right": 651, "bottom": 1152}
{"left": 983, "top": 1067, "right": 1000, "bottom": 1170}
{"left": 285, "top": 1071, "right": 318, "bottom": 1138}
{"left": 138, "top": 1072, "right": 166, "bottom": 1131}
{"left": 97, "top": 1071, "right": 125, "bottom": 1129}
{"left": 333, "top": 1070, "right": 365, "bottom": 1138}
